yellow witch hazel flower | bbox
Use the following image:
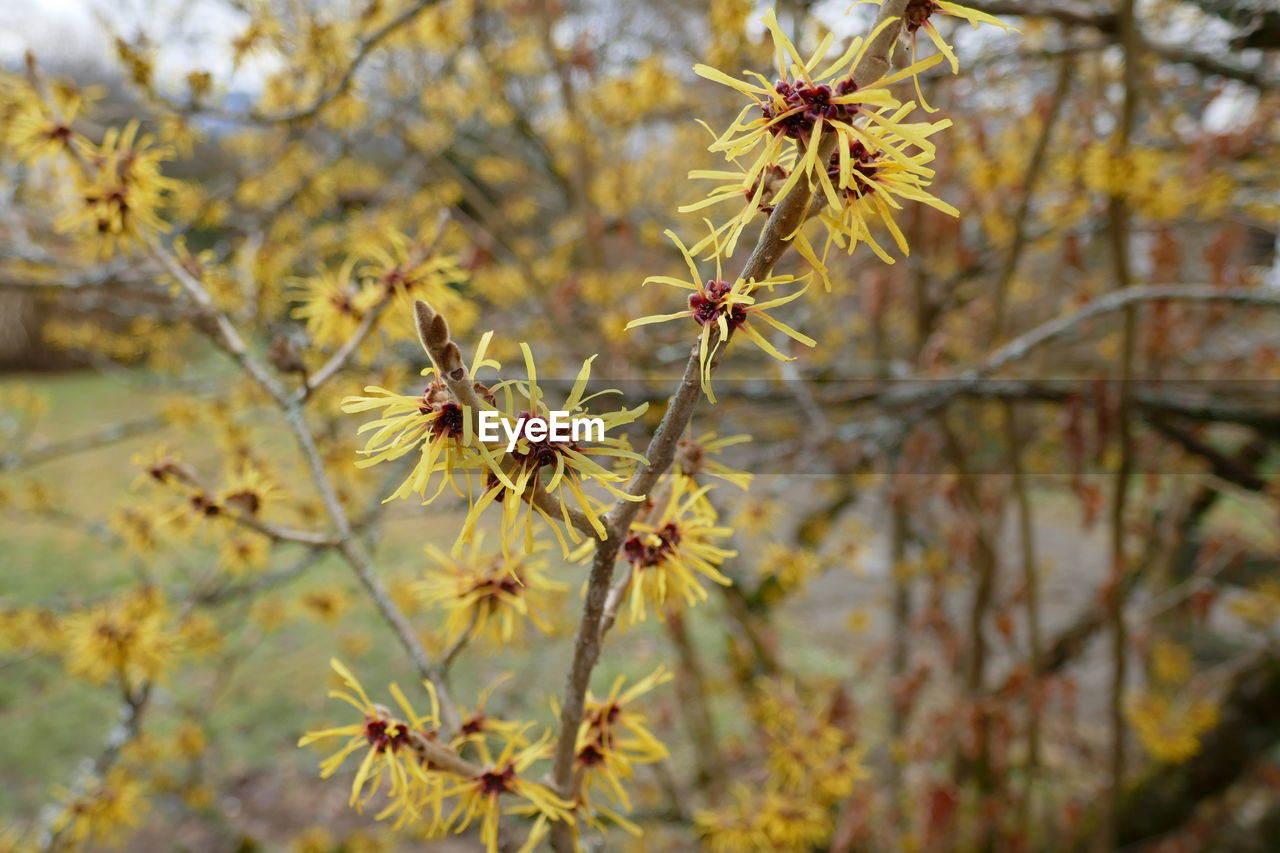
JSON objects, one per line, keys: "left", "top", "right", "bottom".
{"left": 627, "top": 228, "right": 814, "bottom": 402}
{"left": 461, "top": 345, "right": 650, "bottom": 553}
{"left": 440, "top": 727, "right": 574, "bottom": 853}
{"left": 622, "top": 477, "right": 736, "bottom": 622}
{"left": 698, "top": 784, "right": 831, "bottom": 852}
{"left": 56, "top": 120, "right": 178, "bottom": 257}
{"left": 6, "top": 81, "right": 85, "bottom": 165}
{"left": 676, "top": 431, "right": 754, "bottom": 491}
{"left": 414, "top": 534, "right": 567, "bottom": 647}
{"left": 854, "top": 1, "right": 1018, "bottom": 109}
{"left": 691, "top": 8, "right": 943, "bottom": 240}
{"left": 571, "top": 667, "right": 672, "bottom": 831}
{"left": 49, "top": 768, "right": 148, "bottom": 848}
{"left": 899, "top": 1, "right": 1018, "bottom": 72}
{"left": 814, "top": 102, "right": 957, "bottom": 265}
{"left": 1127, "top": 691, "right": 1219, "bottom": 764}
{"left": 354, "top": 229, "right": 466, "bottom": 308}
{"left": 345, "top": 330, "right": 646, "bottom": 555}
{"left": 291, "top": 257, "right": 383, "bottom": 350}
{"left": 298, "top": 659, "right": 443, "bottom": 822}
{"left": 62, "top": 587, "right": 177, "bottom": 689}
{"left": 341, "top": 331, "right": 500, "bottom": 503}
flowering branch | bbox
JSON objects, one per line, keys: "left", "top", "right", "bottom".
{"left": 411, "top": 299, "right": 600, "bottom": 539}
{"left": 546, "top": 2, "right": 914, "bottom": 844}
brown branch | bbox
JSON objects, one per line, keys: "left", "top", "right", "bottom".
{"left": 1, "top": 414, "right": 167, "bottom": 472}
{"left": 871, "top": 286, "right": 1280, "bottom": 419}
{"left": 990, "top": 54, "right": 1074, "bottom": 339}
{"left": 1104, "top": 1, "right": 1141, "bottom": 837}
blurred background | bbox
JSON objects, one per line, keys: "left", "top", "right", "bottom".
{"left": 1, "top": 0, "right": 1279, "bottom": 850}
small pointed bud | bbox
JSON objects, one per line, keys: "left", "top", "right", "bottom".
{"left": 413, "top": 300, "right": 441, "bottom": 354}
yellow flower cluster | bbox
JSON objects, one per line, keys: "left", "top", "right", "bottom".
{"left": 697, "top": 679, "right": 866, "bottom": 850}
{"left": 343, "top": 334, "right": 648, "bottom": 555}
{"left": 628, "top": 4, "right": 1011, "bottom": 396}
{"left": 62, "top": 588, "right": 178, "bottom": 689}
{"left": 299, "top": 660, "right": 573, "bottom": 850}
{"left": 414, "top": 535, "right": 567, "bottom": 646}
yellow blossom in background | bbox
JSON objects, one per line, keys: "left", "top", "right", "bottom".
{"left": 675, "top": 431, "right": 754, "bottom": 491}
{"left": 291, "top": 259, "right": 382, "bottom": 351}
{"left": 0, "top": 607, "right": 63, "bottom": 656}
{"left": 49, "top": 769, "right": 148, "bottom": 848}
{"left": 5, "top": 81, "right": 85, "bottom": 164}
{"left": 62, "top": 588, "right": 177, "bottom": 688}
{"left": 1128, "top": 691, "right": 1220, "bottom": 764}
{"left": 414, "top": 536, "right": 566, "bottom": 647}
{"left": 300, "top": 587, "right": 352, "bottom": 624}
{"left": 758, "top": 542, "right": 823, "bottom": 596}
{"left": 251, "top": 597, "right": 289, "bottom": 633}
{"left": 289, "top": 826, "right": 335, "bottom": 853}
{"left": 1151, "top": 638, "right": 1193, "bottom": 685}
{"left": 57, "top": 120, "right": 178, "bottom": 257}
{"left": 697, "top": 784, "right": 831, "bottom": 852}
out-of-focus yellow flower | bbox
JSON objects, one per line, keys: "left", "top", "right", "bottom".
{"left": 1151, "top": 638, "right": 1193, "bottom": 685}
{"left": 1128, "top": 691, "right": 1219, "bottom": 764}
{"left": 57, "top": 120, "right": 177, "bottom": 257}
{"left": 63, "top": 587, "right": 176, "bottom": 688}
{"left": 758, "top": 542, "right": 822, "bottom": 596}
{"left": 697, "top": 784, "right": 830, "bottom": 852}
{"left": 291, "top": 259, "right": 382, "bottom": 350}
{"left": 300, "top": 588, "right": 351, "bottom": 625}
{"left": 50, "top": 769, "right": 148, "bottom": 848}
{"left": 5, "top": 83, "right": 84, "bottom": 164}
{"left": 414, "top": 535, "right": 566, "bottom": 647}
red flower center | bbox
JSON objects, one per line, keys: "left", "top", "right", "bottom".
{"left": 624, "top": 522, "right": 683, "bottom": 568}
{"left": 762, "top": 78, "right": 860, "bottom": 139}
{"left": 689, "top": 281, "right": 747, "bottom": 331}
{"left": 477, "top": 764, "right": 516, "bottom": 796}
